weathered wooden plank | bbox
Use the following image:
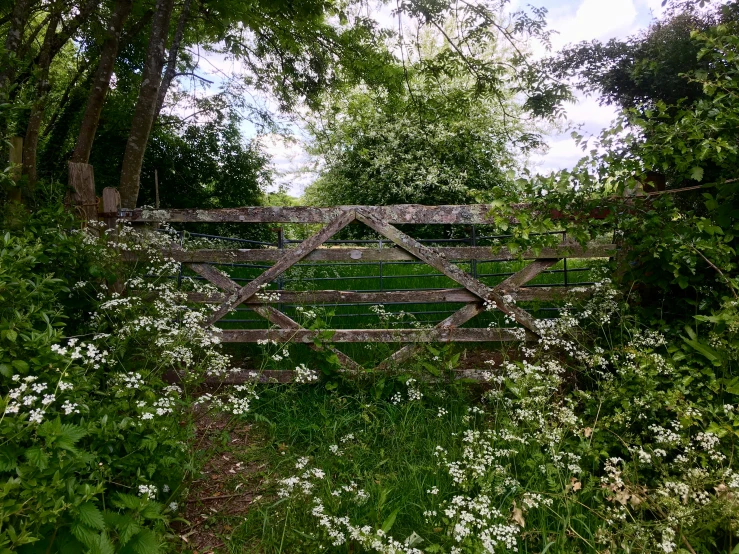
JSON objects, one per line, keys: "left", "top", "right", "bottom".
{"left": 68, "top": 162, "right": 98, "bottom": 222}
{"left": 188, "top": 263, "right": 239, "bottom": 293}
{"left": 126, "top": 243, "right": 615, "bottom": 263}
{"left": 131, "top": 285, "right": 594, "bottom": 307}
{"left": 207, "top": 210, "right": 356, "bottom": 325}
{"left": 123, "top": 204, "right": 527, "bottom": 224}
{"left": 174, "top": 286, "right": 593, "bottom": 305}
{"left": 494, "top": 260, "right": 559, "bottom": 292}
{"left": 355, "top": 208, "right": 542, "bottom": 335}
{"left": 199, "top": 369, "right": 511, "bottom": 384}
{"left": 220, "top": 328, "right": 524, "bottom": 343}
{"left": 197, "top": 368, "right": 505, "bottom": 384}
{"left": 204, "top": 370, "right": 298, "bottom": 384}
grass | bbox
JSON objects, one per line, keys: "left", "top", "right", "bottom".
{"left": 181, "top": 374, "right": 600, "bottom": 554}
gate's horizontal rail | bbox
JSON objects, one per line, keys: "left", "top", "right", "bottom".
{"left": 124, "top": 243, "right": 615, "bottom": 263}
{"left": 172, "top": 286, "right": 593, "bottom": 305}
{"left": 198, "top": 369, "right": 502, "bottom": 384}
{"left": 220, "top": 327, "right": 532, "bottom": 342}
{"left": 122, "top": 204, "right": 527, "bottom": 224}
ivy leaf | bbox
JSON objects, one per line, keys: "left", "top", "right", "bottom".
{"left": 78, "top": 502, "right": 105, "bottom": 530}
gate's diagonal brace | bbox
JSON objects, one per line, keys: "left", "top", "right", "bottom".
{"left": 494, "top": 259, "right": 559, "bottom": 292}
{"left": 250, "top": 305, "right": 363, "bottom": 373}
{"left": 373, "top": 302, "right": 484, "bottom": 371}
{"left": 207, "top": 209, "right": 356, "bottom": 325}
{"left": 186, "top": 262, "right": 364, "bottom": 372}
{"left": 354, "top": 208, "right": 542, "bottom": 335}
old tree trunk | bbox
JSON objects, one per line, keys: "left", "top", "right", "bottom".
{"left": 118, "top": 0, "right": 175, "bottom": 209}
{"left": 71, "top": 0, "right": 133, "bottom": 164}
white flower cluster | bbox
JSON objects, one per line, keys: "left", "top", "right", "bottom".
{"left": 442, "top": 495, "right": 521, "bottom": 552}
{"left": 294, "top": 363, "right": 319, "bottom": 384}
{"left": 138, "top": 484, "right": 158, "bottom": 500}
{"left": 295, "top": 306, "right": 318, "bottom": 320}
{"left": 51, "top": 338, "right": 109, "bottom": 369}
{"left": 255, "top": 283, "right": 280, "bottom": 303}
{"left": 4, "top": 374, "right": 78, "bottom": 425}
{"left": 310, "top": 500, "right": 423, "bottom": 553}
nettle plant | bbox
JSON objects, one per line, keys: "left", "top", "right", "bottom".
{"left": 0, "top": 218, "right": 257, "bottom": 553}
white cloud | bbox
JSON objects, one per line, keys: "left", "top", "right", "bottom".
{"left": 565, "top": 94, "right": 619, "bottom": 131}
{"left": 534, "top": 136, "right": 588, "bottom": 173}
{"left": 547, "top": 0, "right": 639, "bottom": 51}
{"left": 258, "top": 134, "right": 315, "bottom": 196}
{"left": 530, "top": 91, "right": 617, "bottom": 172}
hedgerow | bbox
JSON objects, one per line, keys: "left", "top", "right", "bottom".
{"left": 0, "top": 210, "right": 254, "bottom": 553}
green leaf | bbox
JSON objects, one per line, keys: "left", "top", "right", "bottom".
{"left": 10, "top": 360, "right": 28, "bottom": 372}
{"left": 113, "top": 493, "right": 145, "bottom": 511}
{"left": 70, "top": 520, "right": 97, "bottom": 546}
{"left": 683, "top": 337, "right": 721, "bottom": 364}
{"left": 0, "top": 364, "right": 12, "bottom": 378}
{"left": 421, "top": 362, "right": 441, "bottom": 376}
{"left": 88, "top": 533, "right": 115, "bottom": 554}
{"left": 381, "top": 507, "right": 400, "bottom": 533}
{"left": 78, "top": 502, "right": 105, "bottom": 530}
{"left": 127, "top": 529, "right": 160, "bottom": 554}
{"left": 690, "top": 166, "right": 704, "bottom": 181}
{"left": 25, "top": 446, "right": 49, "bottom": 470}
{"left": 0, "top": 449, "right": 18, "bottom": 471}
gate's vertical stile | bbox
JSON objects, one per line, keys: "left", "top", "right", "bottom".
{"left": 118, "top": 204, "right": 616, "bottom": 381}
{"left": 562, "top": 231, "right": 569, "bottom": 290}
{"left": 471, "top": 224, "right": 477, "bottom": 279}
{"left": 276, "top": 226, "right": 285, "bottom": 316}
{"left": 378, "top": 238, "right": 384, "bottom": 292}
{"left": 177, "top": 231, "right": 184, "bottom": 290}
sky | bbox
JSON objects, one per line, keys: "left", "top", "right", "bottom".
{"left": 183, "top": 0, "right": 672, "bottom": 196}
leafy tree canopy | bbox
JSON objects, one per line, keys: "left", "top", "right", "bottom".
{"left": 543, "top": 0, "right": 739, "bottom": 110}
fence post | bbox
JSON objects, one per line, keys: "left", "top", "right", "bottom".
{"left": 101, "top": 187, "right": 121, "bottom": 230}
{"left": 562, "top": 231, "right": 569, "bottom": 288}
{"left": 276, "top": 227, "right": 285, "bottom": 314}
{"left": 68, "top": 162, "right": 98, "bottom": 222}
{"left": 470, "top": 225, "right": 477, "bottom": 279}
{"left": 177, "top": 231, "right": 184, "bottom": 290}
{"left": 379, "top": 238, "right": 384, "bottom": 292}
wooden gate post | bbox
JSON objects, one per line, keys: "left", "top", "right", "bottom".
{"left": 68, "top": 162, "right": 98, "bottom": 222}
{"left": 101, "top": 187, "right": 121, "bottom": 229}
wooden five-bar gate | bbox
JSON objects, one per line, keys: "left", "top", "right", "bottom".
{"left": 121, "top": 204, "right": 615, "bottom": 375}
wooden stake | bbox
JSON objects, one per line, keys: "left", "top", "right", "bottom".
{"left": 68, "top": 162, "right": 98, "bottom": 222}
